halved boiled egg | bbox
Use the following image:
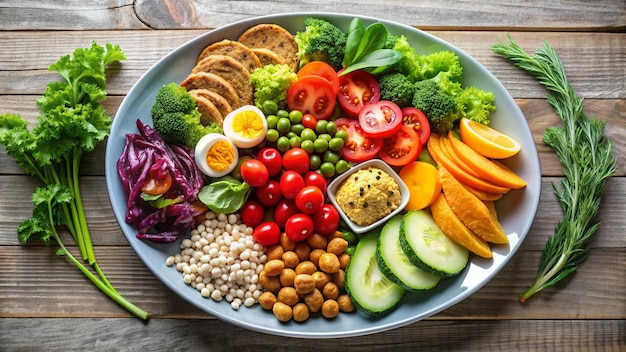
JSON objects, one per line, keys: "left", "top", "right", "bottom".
{"left": 195, "top": 133, "right": 239, "bottom": 178}
{"left": 223, "top": 105, "right": 267, "bottom": 149}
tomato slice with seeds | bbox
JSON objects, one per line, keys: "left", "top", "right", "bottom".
{"left": 335, "top": 117, "right": 382, "bottom": 163}
{"left": 379, "top": 125, "right": 422, "bottom": 167}
{"left": 336, "top": 69, "right": 380, "bottom": 118}
{"left": 297, "top": 61, "right": 340, "bottom": 95}
{"left": 358, "top": 100, "right": 403, "bottom": 139}
{"left": 401, "top": 107, "right": 431, "bottom": 146}
{"left": 286, "top": 75, "right": 336, "bottom": 120}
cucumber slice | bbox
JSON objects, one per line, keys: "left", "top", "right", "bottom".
{"left": 345, "top": 231, "right": 405, "bottom": 316}
{"left": 376, "top": 214, "right": 441, "bottom": 291}
{"left": 400, "top": 210, "right": 469, "bottom": 277}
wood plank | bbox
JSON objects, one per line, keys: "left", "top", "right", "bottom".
{"left": 1, "top": 0, "right": 625, "bottom": 31}
{"left": 0, "top": 174, "right": 624, "bottom": 248}
{"left": 1, "top": 241, "right": 625, "bottom": 319}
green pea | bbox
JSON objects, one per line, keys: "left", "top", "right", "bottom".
{"left": 266, "top": 129, "right": 279, "bottom": 143}
{"left": 289, "top": 136, "right": 302, "bottom": 148}
{"left": 326, "top": 121, "right": 338, "bottom": 135}
{"left": 313, "top": 138, "right": 328, "bottom": 153}
{"left": 262, "top": 100, "right": 278, "bottom": 115}
{"left": 300, "top": 128, "right": 317, "bottom": 141}
{"left": 300, "top": 139, "right": 315, "bottom": 154}
{"left": 342, "top": 230, "right": 358, "bottom": 245}
{"left": 328, "top": 137, "right": 345, "bottom": 151}
{"left": 276, "top": 109, "right": 290, "bottom": 119}
{"left": 289, "top": 110, "right": 303, "bottom": 124}
{"left": 317, "top": 133, "right": 332, "bottom": 142}
{"left": 276, "top": 117, "right": 291, "bottom": 134}
{"left": 319, "top": 162, "right": 336, "bottom": 177}
{"left": 286, "top": 131, "right": 297, "bottom": 139}
{"left": 315, "top": 120, "right": 328, "bottom": 134}
{"left": 334, "top": 129, "right": 348, "bottom": 141}
{"left": 344, "top": 245, "right": 356, "bottom": 257}
{"left": 276, "top": 136, "right": 291, "bottom": 152}
{"left": 266, "top": 115, "right": 278, "bottom": 129}
{"left": 309, "top": 155, "right": 322, "bottom": 170}
{"left": 335, "top": 159, "right": 351, "bottom": 174}
{"left": 290, "top": 123, "right": 305, "bottom": 136}
{"left": 323, "top": 150, "right": 341, "bottom": 164}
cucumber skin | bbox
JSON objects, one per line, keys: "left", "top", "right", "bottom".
{"left": 376, "top": 215, "right": 441, "bottom": 291}
{"left": 399, "top": 210, "right": 469, "bottom": 278}
{"left": 345, "top": 231, "right": 406, "bottom": 317}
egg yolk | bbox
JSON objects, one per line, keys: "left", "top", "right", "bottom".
{"left": 206, "top": 140, "right": 235, "bottom": 172}
{"left": 232, "top": 110, "right": 264, "bottom": 138}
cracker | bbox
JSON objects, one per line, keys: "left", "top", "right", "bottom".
{"left": 237, "top": 23, "right": 299, "bottom": 71}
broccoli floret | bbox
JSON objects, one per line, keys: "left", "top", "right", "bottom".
{"left": 250, "top": 64, "right": 297, "bottom": 111}
{"left": 456, "top": 86, "right": 496, "bottom": 125}
{"left": 412, "top": 80, "right": 459, "bottom": 134}
{"left": 151, "top": 82, "right": 222, "bottom": 147}
{"left": 294, "top": 17, "right": 347, "bottom": 70}
{"left": 378, "top": 73, "right": 416, "bottom": 107}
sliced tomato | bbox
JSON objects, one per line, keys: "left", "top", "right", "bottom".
{"left": 335, "top": 117, "right": 382, "bottom": 163}
{"left": 401, "top": 107, "right": 431, "bottom": 146}
{"left": 297, "top": 61, "right": 340, "bottom": 95}
{"left": 286, "top": 75, "right": 336, "bottom": 120}
{"left": 336, "top": 69, "right": 380, "bottom": 118}
{"left": 379, "top": 125, "right": 422, "bottom": 167}
{"left": 358, "top": 100, "right": 403, "bottom": 139}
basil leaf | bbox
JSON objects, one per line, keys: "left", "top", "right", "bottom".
{"left": 340, "top": 49, "right": 403, "bottom": 76}
{"left": 352, "top": 23, "right": 388, "bottom": 63}
{"left": 198, "top": 178, "right": 251, "bottom": 214}
{"left": 342, "top": 18, "right": 364, "bottom": 67}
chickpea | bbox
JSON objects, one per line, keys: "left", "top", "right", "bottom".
{"left": 337, "top": 294, "right": 355, "bottom": 313}
{"left": 264, "top": 259, "right": 285, "bottom": 276}
{"left": 322, "top": 281, "right": 339, "bottom": 300}
{"left": 279, "top": 268, "right": 296, "bottom": 287}
{"left": 280, "top": 232, "right": 296, "bottom": 251}
{"left": 306, "top": 233, "right": 327, "bottom": 249}
{"left": 281, "top": 251, "right": 300, "bottom": 269}
{"left": 303, "top": 288, "right": 324, "bottom": 313}
{"left": 294, "top": 242, "right": 311, "bottom": 261}
{"left": 265, "top": 244, "right": 284, "bottom": 261}
{"left": 337, "top": 252, "right": 350, "bottom": 269}
{"left": 277, "top": 286, "right": 299, "bottom": 306}
{"left": 272, "top": 302, "right": 293, "bottom": 322}
{"left": 258, "top": 291, "right": 277, "bottom": 310}
{"left": 294, "top": 273, "right": 316, "bottom": 295}
{"left": 311, "top": 271, "right": 331, "bottom": 290}
{"left": 318, "top": 252, "right": 340, "bottom": 274}
{"left": 292, "top": 302, "right": 310, "bottom": 323}
{"left": 326, "top": 237, "right": 348, "bottom": 255}
{"left": 259, "top": 271, "right": 281, "bottom": 293}
{"left": 308, "top": 248, "right": 325, "bottom": 267}
{"left": 295, "top": 260, "right": 317, "bottom": 275}
{"left": 332, "top": 269, "right": 346, "bottom": 289}
{"left": 321, "top": 299, "right": 340, "bottom": 319}
{"left": 329, "top": 230, "right": 344, "bottom": 240}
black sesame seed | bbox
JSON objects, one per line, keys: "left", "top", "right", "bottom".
{"left": 363, "top": 202, "right": 368, "bottom": 208}
{"left": 359, "top": 187, "right": 364, "bottom": 192}
{"left": 376, "top": 175, "right": 380, "bottom": 180}
{"left": 386, "top": 201, "right": 391, "bottom": 206}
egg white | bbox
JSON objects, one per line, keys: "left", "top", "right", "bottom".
{"left": 194, "top": 133, "right": 239, "bottom": 178}
{"left": 223, "top": 105, "right": 267, "bottom": 149}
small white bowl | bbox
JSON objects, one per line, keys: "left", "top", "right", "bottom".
{"left": 326, "top": 159, "right": 410, "bottom": 234}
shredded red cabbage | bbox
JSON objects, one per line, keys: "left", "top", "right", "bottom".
{"left": 117, "top": 119, "right": 204, "bottom": 242}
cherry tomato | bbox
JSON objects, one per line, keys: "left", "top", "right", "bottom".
{"left": 284, "top": 214, "right": 315, "bottom": 242}
{"left": 255, "top": 179, "right": 282, "bottom": 207}
{"left": 282, "top": 147, "right": 310, "bottom": 174}
{"left": 303, "top": 171, "right": 328, "bottom": 194}
{"left": 240, "top": 200, "right": 265, "bottom": 227}
{"left": 297, "top": 61, "right": 340, "bottom": 95}
{"left": 313, "top": 204, "right": 340, "bottom": 236}
{"left": 286, "top": 76, "right": 336, "bottom": 120}
{"left": 334, "top": 117, "right": 382, "bottom": 163}
{"left": 401, "top": 107, "right": 431, "bottom": 146}
{"left": 240, "top": 159, "right": 269, "bottom": 187}
{"left": 257, "top": 147, "right": 283, "bottom": 177}
{"left": 141, "top": 161, "right": 173, "bottom": 195}
{"left": 253, "top": 221, "right": 281, "bottom": 246}
{"left": 295, "top": 185, "right": 325, "bottom": 214}
{"left": 359, "top": 100, "right": 403, "bottom": 138}
{"left": 379, "top": 125, "right": 422, "bottom": 167}
{"left": 273, "top": 198, "right": 300, "bottom": 228}
{"left": 279, "top": 170, "right": 305, "bottom": 199}
{"left": 301, "top": 113, "right": 318, "bottom": 130}
{"left": 336, "top": 69, "right": 380, "bottom": 118}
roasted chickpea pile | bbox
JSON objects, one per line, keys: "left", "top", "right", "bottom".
{"left": 258, "top": 231, "right": 355, "bottom": 322}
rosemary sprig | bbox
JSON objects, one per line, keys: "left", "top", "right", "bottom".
{"left": 491, "top": 35, "right": 617, "bottom": 303}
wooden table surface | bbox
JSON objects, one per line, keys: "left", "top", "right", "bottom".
{"left": 1, "top": 1, "right": 625, "bottom": 350}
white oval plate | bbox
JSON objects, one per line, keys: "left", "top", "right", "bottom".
{"left": 105, "top": 12, "right": 541, "bottom": 338}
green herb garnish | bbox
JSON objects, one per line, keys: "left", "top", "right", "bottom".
{"left": 492, "top": 35, "right": 617, "bottom": 303}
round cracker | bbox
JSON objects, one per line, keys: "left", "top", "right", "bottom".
{"left": 191, "top": 94, "right": 224, "bottom": 127}
{"left": 189, "top": 89, "right": 233, "bottom": 118}
{"left": 196, "top": 39, "right": 262, "bottom": 73}
{"left": 237, "top": 23, "right": 299, "bottom": 71}
{"left": 191, "top": 55, "right": 253, "bottom": 106}
{"left": 251, "top": 48, "right": 285, "bottom": 67}
{"left": 180, "top": 72, "right": 240, "bottom": 109}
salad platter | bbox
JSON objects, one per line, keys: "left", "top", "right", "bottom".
{"left": 104, "top": 12, "right": 541, "bottom": 338}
